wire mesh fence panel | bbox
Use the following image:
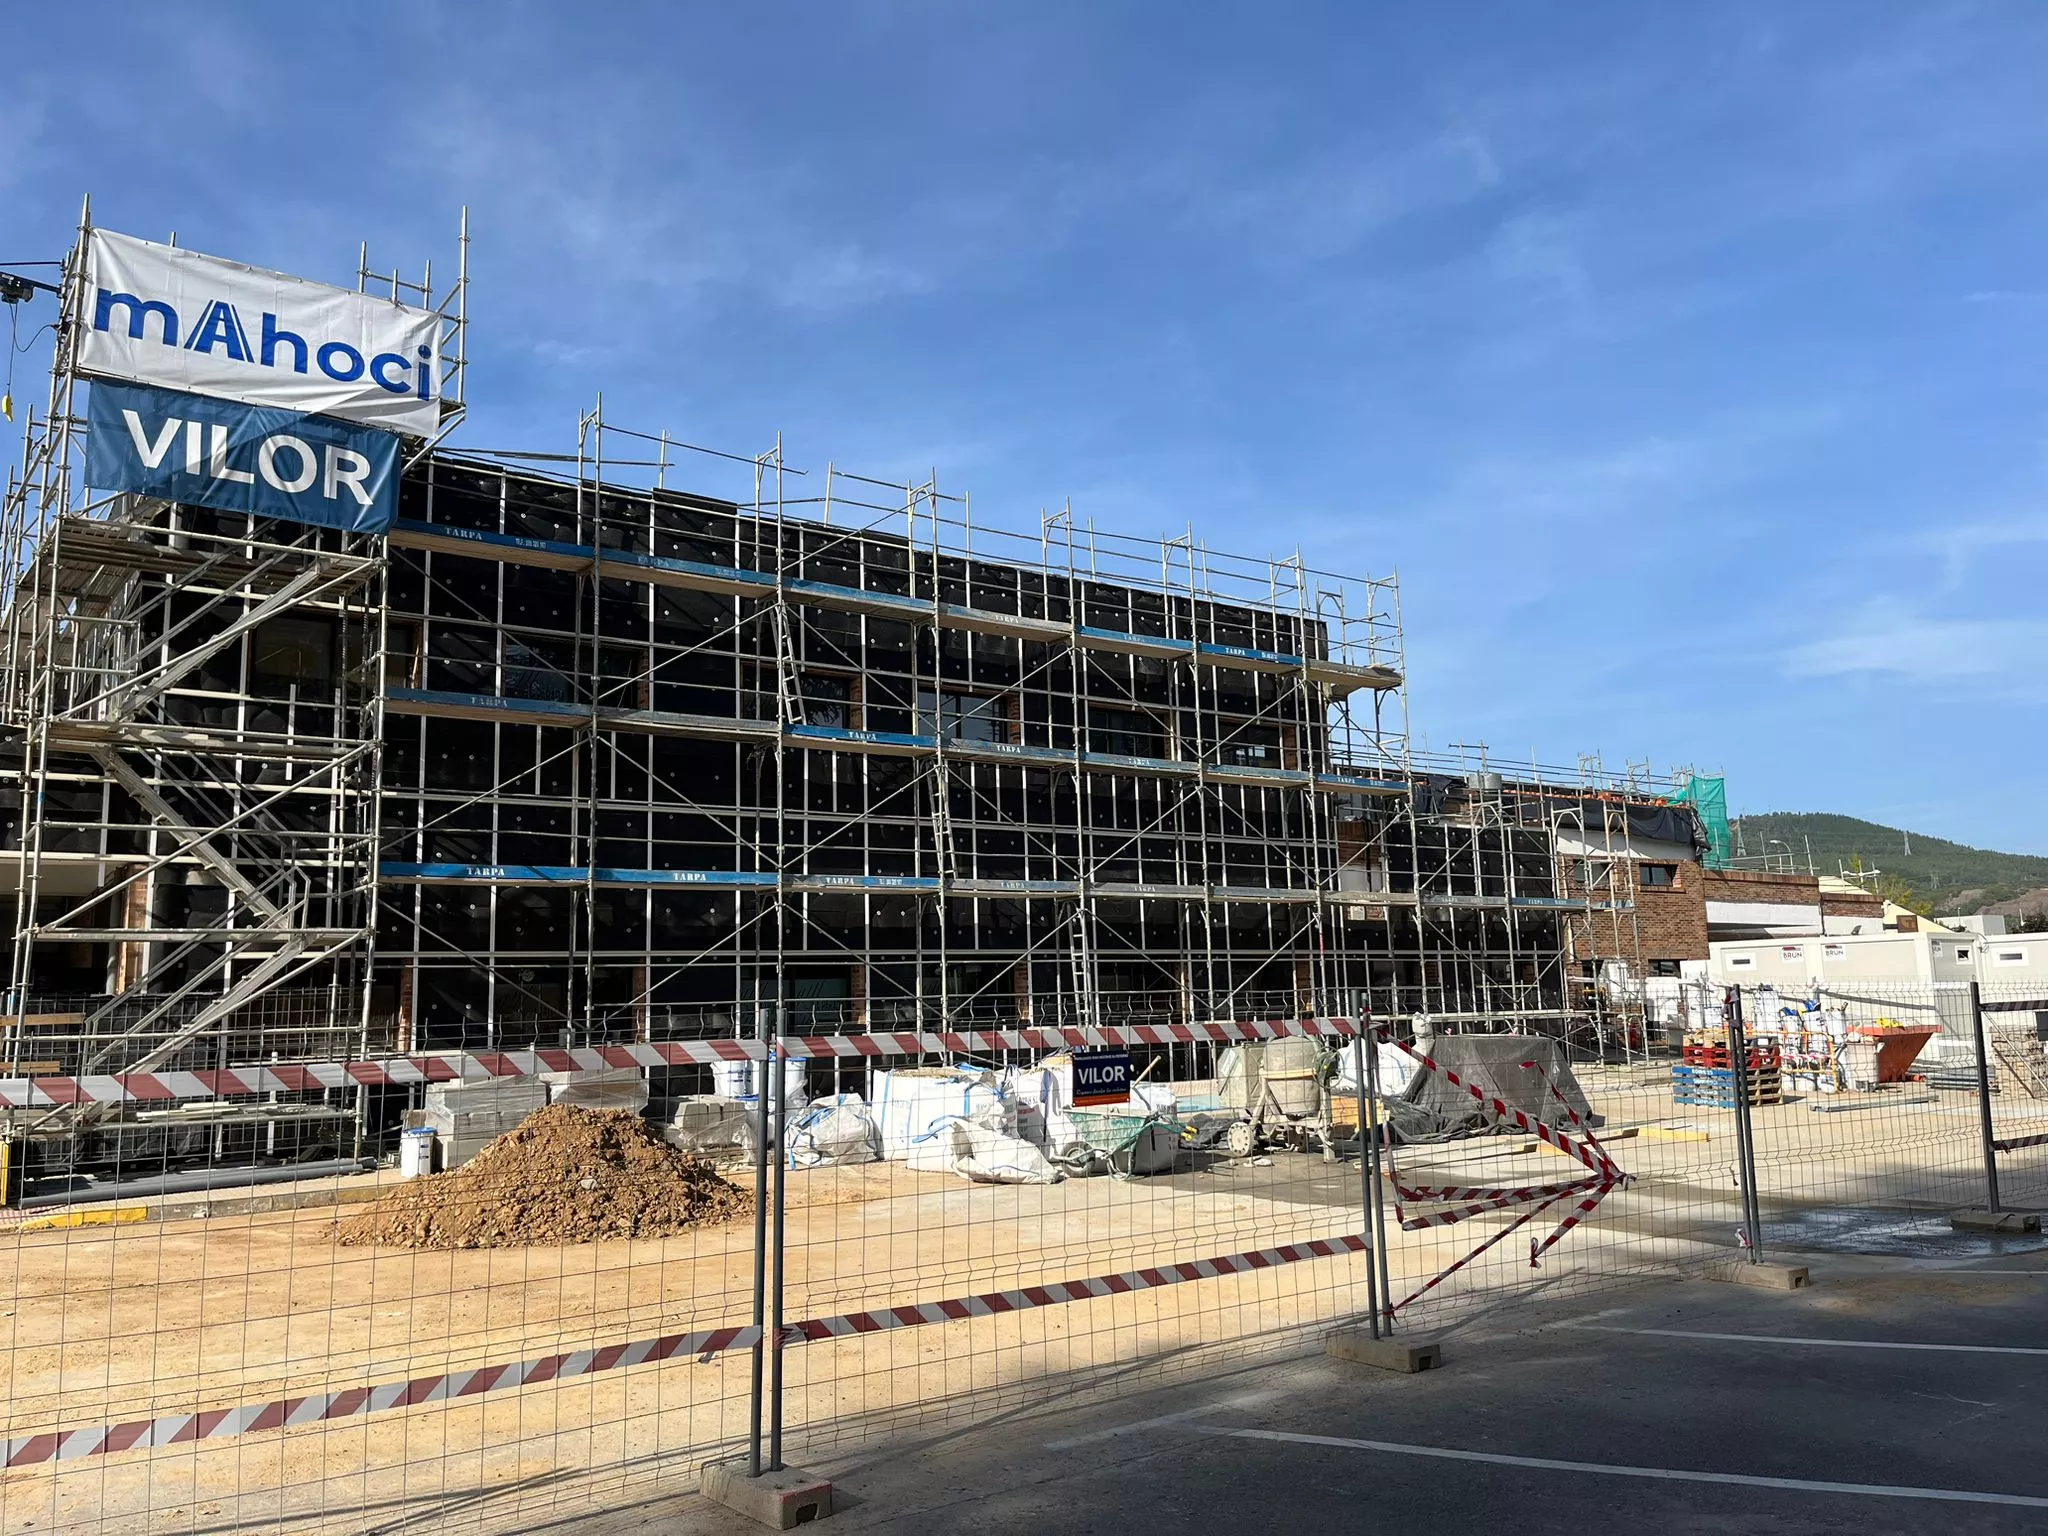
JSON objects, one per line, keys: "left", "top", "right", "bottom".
{"left": 0, "top": 1017, "right": 767, "bottom": 1536}
{"left": 1721, "top": 980, "right": 2048, "bottom": 1249}
{"left": 769, "top": 1015, "right": 1384, "bottom": 1468}
{"left": 1340, "top": 1013, "right": 1746, "bottom": 1335}
{"left": 1981, "top": 984, "right": 2048, "bottom": 1209}
{"left": 1328, "top": 981, "right": 2048, "bottom": 1336}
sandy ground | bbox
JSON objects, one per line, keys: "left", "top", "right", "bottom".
{"left": 1, "top": 1068, "right": 2040, "bottom": 1534}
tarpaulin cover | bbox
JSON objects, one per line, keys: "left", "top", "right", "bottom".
{"left": 1559, "top": 797, "right": 1708, "bottom": 858}
{"left": 1413, "top": 774, "right": 1709, "bottom": 860}
{"left": 871, "top": 1067, "right": 1013, "bottom": 1160}
{"left": 1677, "top": 774, "right": 1733, "bottom": 868}
{"left": 1393, "top": 1034, "right": 1601, "bottom": 1142}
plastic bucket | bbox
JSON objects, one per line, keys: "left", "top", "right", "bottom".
{"left": 398, "top": 1126, "right": 436, "bottom": 1179}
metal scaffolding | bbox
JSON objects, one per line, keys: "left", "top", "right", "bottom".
{"left": 0, "top": 200, "right": 1690, "bottom": 1183}
{"left": 373, "top": 410, "right": 1403, "bottom": 1044}
{"left": 0, "top": 204, "right": 465, "bottom": 1172}
{"left": 362, "top": 406, "right": 1680, "bottom": 1061}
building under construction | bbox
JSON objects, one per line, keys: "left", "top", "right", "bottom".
{"left": 0, "top": 219, "right": 1706, "bottom": 1185}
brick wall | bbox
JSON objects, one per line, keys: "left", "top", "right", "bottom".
{"left": 1562, "top": 858, "right": 1710, "bottom": 964}
{"left": 1822, "top": 889, "right": 1885, "bottom": 920}
{"left": 1701, "top": 868, "right": 1824, "bottom": 909}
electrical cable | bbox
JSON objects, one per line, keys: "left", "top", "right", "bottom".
{"left": 1, "top": 263, "right": 60, "bottom": 420}
{"left": 3, "top": 300, "right": 18, "bottom": 421}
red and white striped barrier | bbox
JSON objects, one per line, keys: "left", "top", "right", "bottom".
{"left": 1, "top": 1322, "right": 758, "bottom": 1469}
{"left": 0, "top": 1229, "right": 1371, "bottom": 1469}
{"left": 1993, "top": 1130, "right": 2048, "bottom": 1154}
{"left": 0, "top": 1017, "right": 1361, "bottom": 1108}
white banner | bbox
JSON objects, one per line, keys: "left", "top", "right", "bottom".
{"left": 74, "top": 229, "right": 442, "bottom": 436}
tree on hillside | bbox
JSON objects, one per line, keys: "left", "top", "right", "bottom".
{"left": 1874, "top": 874, "right": 1929, "bottom": 915}
{"left": 1840, "top": 854, "right": 1933, "bottom": 916}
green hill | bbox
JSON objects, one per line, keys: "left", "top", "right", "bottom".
{"left": 1729, "top": 812, "right": 2048, "bottom": 917}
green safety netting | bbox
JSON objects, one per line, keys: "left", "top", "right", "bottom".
{"left": 1678, "top": 774, "right": 1732, "bottom": 868}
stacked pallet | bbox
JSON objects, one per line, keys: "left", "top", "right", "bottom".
{"left": 1672, "top": 1037, "right": 1783, "bottom": 1108}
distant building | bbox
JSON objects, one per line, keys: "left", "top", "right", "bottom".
{"left": 1689, "top": 868, "right": 1889, "bottom": 941}
{"left": 1709, "top": 927, "right": 2048, "bottom": 989}
{"left": 1707, "top": 928, "right": 2048, "bottom": 1080}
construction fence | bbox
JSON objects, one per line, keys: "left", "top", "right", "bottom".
{"left": 1, "top": 983, "right": 2044, "bottom": 1533}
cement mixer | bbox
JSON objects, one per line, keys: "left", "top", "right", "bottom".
{"left": 1214, "top": 1037, "right": 1340, "bottom": 1161}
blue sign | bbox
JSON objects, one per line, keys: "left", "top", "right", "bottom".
{"left": 1072, "top": 1049, "right": 1133, "bottom": 1107}
{"left": 86, "top": 378, "right": 399, "bottom": 534}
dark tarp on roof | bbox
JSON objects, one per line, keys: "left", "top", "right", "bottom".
{"left": 1391, "top": 1034, "right": 1603, "bottom": 1142}
{"left": 1558, "top": 798, "right": 1706, "bottom": 858}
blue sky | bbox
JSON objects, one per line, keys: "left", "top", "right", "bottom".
{"left": 6, "top": 3, "right": 2048, "bottom": 850}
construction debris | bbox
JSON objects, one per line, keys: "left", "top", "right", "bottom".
{"left": 332, "top": 1104, "right": 752, "bottom": 1250}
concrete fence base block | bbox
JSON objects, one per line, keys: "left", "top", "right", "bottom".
{"left": 1326, "top": 1328, "right": 1442, "bottom": 1373}
{"left": 1951, "top": 1208, "right": 2042, "bottom": 1234}
{"left": 1704, "top": 1259, "right": 1810, "bottom": 1290}
{"left": 700, "top": 1459, "right": 835, "bottom": 1529}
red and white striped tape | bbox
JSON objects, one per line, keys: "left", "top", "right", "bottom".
{"left": 0, "top": 1017, "right": 1361, "bottom": 1108}
{"left": 784, "top": 1232, "right": 1370, "bottom": 1343}
{"left": 788, "top": 1018, "right": 1359, "bottom": 1060}
{"left": 1387, "top": 1039, "right": 1619, "bottom": 1181}
{"left": 0, "top": 1040, "right": 762, "bottom": 1109}
{"left": 1390, "top": 1187, "right": 1579, "bottom": 1315}
{"left": 1, "top": 1322, "right": 758, "bottom": 1469}
{"left": 0, "top": 1229, "right": 1370, "bottom": 1469}
{"left": 1518, "top": 1055, "right": 1618, "bottom": 1174}
{"left": 1395, "top": 1176, "right": 1609, "bottom": 1233}
{"left": 1391, "top": 1178, "right": 1599, "bottom": 1204}
{"left": 1369, "top": 1026, "right": 1626, "bottom": 1314}
{"left": 1528, "top": 1182, "right": 1615, "bottom": 1268}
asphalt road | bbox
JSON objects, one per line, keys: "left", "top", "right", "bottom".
{"left": 599, "top": 1245, "right": 2048, "bottom": 1536}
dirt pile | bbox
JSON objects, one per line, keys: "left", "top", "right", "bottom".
{"left": 333, "top": 1104, "right": 753, "bottom": 1250}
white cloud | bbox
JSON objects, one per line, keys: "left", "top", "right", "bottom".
{"left": 1442, "top": 130, "right": 1502, "bottom": 189}
{"left": 1924, "top": 513, "right": 2048, "bottom": 589}
{"left": 1486, "top": 209, "right": 1593, "bottom": 314}
{"left": 771, "top": 243, "right": 936, "bottom": 312}
{"left": 399, "top": 82, "right": 1016, "bottom": 331}
{"left": 1785, "top": 614, "right": 2048, "bottom": 684}
{"left": 1188, "top": 131, "right": 1506, "bottom": 271}
{"left": 1422, "top": 402, "right": 1842, "bottom": 531}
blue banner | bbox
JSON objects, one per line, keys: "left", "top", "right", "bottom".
{"left": 85, "top": 378, "right": 399, "bottom": 534}
{"left": 1072, "top": 1049, "right": 1133, "bottom": 1107}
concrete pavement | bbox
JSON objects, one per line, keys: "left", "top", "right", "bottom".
{"left": 607, "top": 1246, "right": 2048, "bottom": 1536}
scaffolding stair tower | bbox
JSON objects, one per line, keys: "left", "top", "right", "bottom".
{"left": 4, "top": 499, "right": 387, "bottom": 1148}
